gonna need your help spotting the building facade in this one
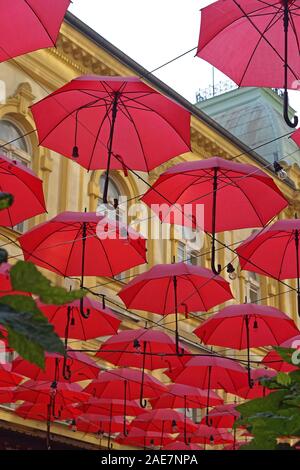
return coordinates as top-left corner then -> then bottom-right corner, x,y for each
0,12 -> 299,449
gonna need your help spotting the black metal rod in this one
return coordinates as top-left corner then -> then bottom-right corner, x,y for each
245,315 -> 253,388
294,230 -> 300,317
123,380 -> 128,436
46,403 -> 51,450
103,93 -> 119,204
62,306 -> 72,380
80,221 -> 90,319
107,403 -> 113,450
283,0 -> 298,128
183,395 -> 189,445
206,366 -> 212,425
211,167 -> 222,275
140,341 -> 148,408
173,275 -> 183,356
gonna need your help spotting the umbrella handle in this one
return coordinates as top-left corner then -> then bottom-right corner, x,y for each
140,342 -> 148,408
62,356 -> 72,381
211,167 -> 222,276
79,297 -> 90,319
46,404 -> 51,451
283,90 -> 298,128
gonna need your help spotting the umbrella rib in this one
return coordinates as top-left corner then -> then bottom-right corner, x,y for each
162,277 -> 173,315
94,229 -> 115,277
278,231 -> 294,279
0,181 -> 14,227
86,99 -> 114,170
23,0 -> 57,47
63,224 -> 83,277
181,274 -> 209,312
288,10 -> 300,54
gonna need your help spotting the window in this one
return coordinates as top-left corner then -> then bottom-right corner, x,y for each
247,272 -> 260,304
0,119 -> 31,232
177,241 -> 185,262
187,249 -> 198,266
98,174 -> 125,224
177,242 -> 198,265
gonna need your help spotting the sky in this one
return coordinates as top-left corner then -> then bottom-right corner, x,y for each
69,0 -> 300,115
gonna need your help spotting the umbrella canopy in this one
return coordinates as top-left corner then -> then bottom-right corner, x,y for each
201,404 -> 240,429
194,304 -> 299,349
116,427 -> 174,449
118,262 -> 233,352
163,441 -> 203,451
129,409 -> 198,434
263,335 -> 300,372
178,425 -> 234,446
197,0 -> 300,127
0,387 -> 16,404
75,414 -> 126,435
237,219 -> 300,316
12,351 -> 100,383
0,364 -> 23,387
0,155 -> 46,227
13,380 -> 89,406
19,211 -> 147,277
76,397 -> 144,417
97,328 -> 189,370
84,368 -> 167,435
142,157 -> 288,275
0,1 -> 70,62
149,383 -> 223,410
15,402 -> 81,422
38,297 -> 121,341
236,368 -> 277,399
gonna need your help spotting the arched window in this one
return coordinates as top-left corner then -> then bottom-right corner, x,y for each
0,119 -> 31,166
247,271 -> 261,304
98,174 -> 125,223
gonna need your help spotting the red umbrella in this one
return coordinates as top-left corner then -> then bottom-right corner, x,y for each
263,335 -> 300,372
116,427 -> 174,449
12,351 -> 100,383
0,1 -> 70,62
163,441 -> 203,451
97,328 -> 189,407
13,380 -> 88,407
168,356 -> 248,425
0,263 -> 32,298
19,211 -> 146,318
237,219 -> 300,316
142,157 -> 287,275
15,402 -> 81,422
0,363 -> 23,387
129,409 -> 197,447
201,404 -> 240,429
197,0 -> 300,127
194,303 -> 299,385
236,368 -> 277,399
76,397 -> 144,417
178,425 -> 234,446
84,368 -> 167,435
38,298 -> 121,365
0,155 -> 46,227
118,262 -> 233,353
76,413 -> 126,448
149,383 -> 223,410
31,75 -> 191,202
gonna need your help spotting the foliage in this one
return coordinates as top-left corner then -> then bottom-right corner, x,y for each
0,192 -> 14,210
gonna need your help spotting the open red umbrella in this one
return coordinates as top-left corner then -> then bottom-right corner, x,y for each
201,404 -> 240,429
12,350 -> 100,383
0,387 -> 16,404
116,427 -> 174,449
76,397 -> 144,417
168,356 -> 248,425
129,409 -> 197,446
118,262 -> 233,353
0,363 -> 23,387
0,1 -> 70,62
236,368 -> 277,399
237,219 -> 300,316
15,402 -> 81,422
197,0 -> 300,127
97,328 -> 189,407
150,383 -> 223,410
263,335 -> 300,372
84,368 -> 167,436
19,211 -> 146,317
13,380 -> 88,407
178,425 -> 234,446
0,155 -> 46,227
194,303 -> 299,386
142,157 -> 287,275
76,413 -> 127,448
31,75 -> 191,203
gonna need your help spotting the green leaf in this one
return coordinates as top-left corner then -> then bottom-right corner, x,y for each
0,295 -> 45,321
236,390 -> 288,417
0,192 -> 14,210
7,327 -> 45,369
276,372 -> 292,387
10,261 -> 85,304
274,346 -> 300,368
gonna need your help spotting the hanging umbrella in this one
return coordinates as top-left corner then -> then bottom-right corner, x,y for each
149,383 -> 223,410
38,298 -> 120,375
197,0 -> 300,127
0,387 -> 16,404
97,328 -> 190,407
84,368 -> 167,436
0,1 -> 70,62
15,402 -> 81,422
142,157 -> 288,275
168,356 -> 248,425
76,413 -> 127,449
118,262 -> 233,353
0,363 -> 23,387
178,425 -> 234,446
31,75 -> 191,203
263,335 -> 300,372
116,427 -> 174,449
237,219 -> 300,316
19,211 -> 146,317
0,155 -> 46,227
129,409 -> 197,446
201,404 -> 240,429
12,350 -> 100,383
236,368 -> 277,399
76,397 -> 144,417
194,303 -> 299,386
163,441 -> 203,451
